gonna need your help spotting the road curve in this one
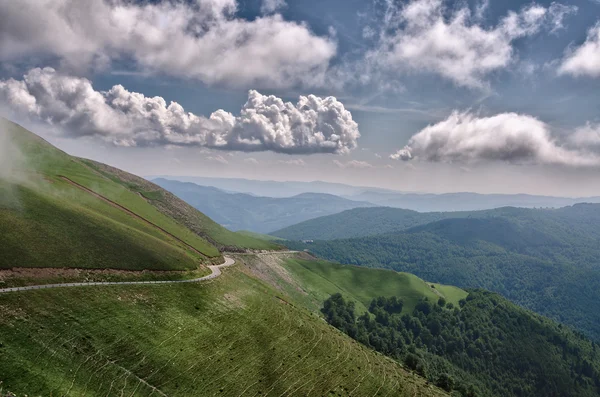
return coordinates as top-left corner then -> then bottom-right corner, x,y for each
0,256 -> 235,294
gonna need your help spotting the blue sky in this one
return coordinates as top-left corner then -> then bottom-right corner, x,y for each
2,0 -> 600,196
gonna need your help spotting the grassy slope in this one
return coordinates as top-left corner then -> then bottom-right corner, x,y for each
1,120 -> 277,273
2,120 -> 220,258
20,126 -> 218,255
0,264 -> 448,397
82,160 -> 281,251
241,254 -> 467,314
0,182 -> 203,270
285,259 -> 467,314
237,230 -> 285,241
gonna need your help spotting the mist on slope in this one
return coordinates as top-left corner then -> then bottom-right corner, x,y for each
0,118 -> 27,208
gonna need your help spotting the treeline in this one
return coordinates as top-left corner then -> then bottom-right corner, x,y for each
286,215 -> 600,341
322,291 -> 600,397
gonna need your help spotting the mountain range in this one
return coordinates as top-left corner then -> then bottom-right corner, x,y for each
150,176 -> 600,212
152,178 -> 376,233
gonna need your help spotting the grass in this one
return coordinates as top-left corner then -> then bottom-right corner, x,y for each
237,230 -> 285,241
0,265 -> 449,397
3,120 -> 220,257
0,267 -> 212,289
0,120 -> 452,396
1,119 -> 281,275
81,159 -> 282,251
0,182 -> 205,271
242,254 -> 467,314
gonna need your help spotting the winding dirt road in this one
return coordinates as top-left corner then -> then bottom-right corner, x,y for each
0,256 -> 235,294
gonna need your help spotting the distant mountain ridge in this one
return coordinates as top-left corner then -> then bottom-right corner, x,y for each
272,204 -> 600,240
148,175 -> 394,198
343,190 -> 600,212
152,178 -> 376,233
149,175 -> 600,212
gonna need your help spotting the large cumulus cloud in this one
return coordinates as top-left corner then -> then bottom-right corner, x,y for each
390,111 -> 600,167
0,68 -> 359,154
0,0 -> 336,89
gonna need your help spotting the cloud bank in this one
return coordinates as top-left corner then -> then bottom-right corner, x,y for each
390,111 -> 600,167
0,68 -> 360,155
0,0 -> 335,89
559,23 -> 600,78
364,0 -> 576,88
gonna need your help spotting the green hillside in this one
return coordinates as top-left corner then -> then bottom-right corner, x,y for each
237,230 -> 285,241
285,215 -> 600,340
273,207 -> 448,240
0,119 -> 277,273
280,258 -> 467,314
84,162 -> 281,250
272,204 -> 600,241
324,290 -> 600,396
0,257 -> 448,397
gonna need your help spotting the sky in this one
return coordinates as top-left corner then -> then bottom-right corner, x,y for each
1,0 -> 600,196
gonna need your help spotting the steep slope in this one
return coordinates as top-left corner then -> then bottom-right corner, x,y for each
324,290 -> 600,397
241,253 -> 467,314
153,178 -> 376,233
83,162 -> 280,250
0,254 -> 449,397
0,119 -> 276,273
284,216 -> 600,340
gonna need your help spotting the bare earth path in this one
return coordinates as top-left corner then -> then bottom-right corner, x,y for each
0,257 -> 235,294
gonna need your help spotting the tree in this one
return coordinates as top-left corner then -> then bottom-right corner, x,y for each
435,373 -> 455,392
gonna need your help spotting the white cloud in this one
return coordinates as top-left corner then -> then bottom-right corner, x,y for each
391,111 -> 600,167
559,23 -> 600,78
278,159 -> 306,166
474,0 -> 489,21
207,155 -> 229,164
570,123 -> 600,147
548,3 -> 578,33
0,68 -> 360,155
261,0 -> 286,14
333,159 -> 374,168
364,0 -> 575,88
390,147 -> 412,161
244,157 -> 260,164
0,0 -> 335,89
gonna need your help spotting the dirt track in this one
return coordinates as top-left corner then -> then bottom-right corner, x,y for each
0,257 -> 235,294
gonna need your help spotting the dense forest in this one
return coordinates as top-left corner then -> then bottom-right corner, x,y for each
274,203 -> 600,240
322,292 -> 600,397
286,206 -> 600,341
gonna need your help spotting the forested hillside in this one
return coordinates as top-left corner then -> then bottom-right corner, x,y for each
323,291 -> 600,397
285,211 -> 600,340
273,204 -> 600,240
